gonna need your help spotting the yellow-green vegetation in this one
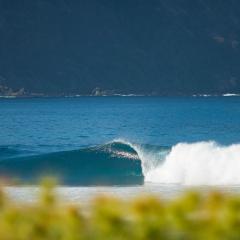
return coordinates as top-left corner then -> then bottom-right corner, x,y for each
0,183 -> 240,239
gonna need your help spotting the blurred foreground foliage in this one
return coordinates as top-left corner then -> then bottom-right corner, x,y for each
0,182 -> 240,239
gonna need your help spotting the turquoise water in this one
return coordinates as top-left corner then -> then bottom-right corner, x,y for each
1,97 -> 240,186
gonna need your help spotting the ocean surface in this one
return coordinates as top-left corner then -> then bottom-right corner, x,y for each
1,96 -> 240,201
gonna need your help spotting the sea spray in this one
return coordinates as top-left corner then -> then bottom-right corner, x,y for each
144,141 -> 240,185
114,139 -> 240,185
112,139 -> 170,176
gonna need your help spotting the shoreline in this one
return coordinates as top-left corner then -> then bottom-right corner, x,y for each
1,93 -> 240,99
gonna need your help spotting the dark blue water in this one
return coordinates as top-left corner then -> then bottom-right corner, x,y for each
0,97 -> 240,185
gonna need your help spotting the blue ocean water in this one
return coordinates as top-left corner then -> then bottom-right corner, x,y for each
0,96 -> 240,186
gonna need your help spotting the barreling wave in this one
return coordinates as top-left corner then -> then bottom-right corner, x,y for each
1,140 -> 240,185
0,141 -> 144,185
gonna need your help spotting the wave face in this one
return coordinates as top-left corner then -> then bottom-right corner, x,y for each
1,140 -> 240,186
0,142 -> 143,185
0,145 -> 33,159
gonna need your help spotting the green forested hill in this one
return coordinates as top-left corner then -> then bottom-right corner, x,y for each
0,0 -> 240,95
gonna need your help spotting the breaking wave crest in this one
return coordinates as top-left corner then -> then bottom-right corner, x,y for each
1,140 -> 240,185
142,141 -> 240,185
114,140 -> 240,186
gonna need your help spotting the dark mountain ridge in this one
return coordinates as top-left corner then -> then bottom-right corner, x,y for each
0,0 -> 240,95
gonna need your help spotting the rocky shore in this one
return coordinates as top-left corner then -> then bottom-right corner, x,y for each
0,84 -> 25,98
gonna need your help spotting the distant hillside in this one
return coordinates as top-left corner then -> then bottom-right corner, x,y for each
0,0 -> 240,95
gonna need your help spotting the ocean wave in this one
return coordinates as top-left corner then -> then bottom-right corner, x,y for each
1,140 -> 240,185
110,140 -> 240,186
0,146 -> 20,159
0,142 -> 143,185
0,145 -> 36,159
143,141 -> 240,185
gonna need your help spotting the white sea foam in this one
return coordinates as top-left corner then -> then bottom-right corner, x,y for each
222,93 -> 240,97
115,139 -> 240,186
144,141 -> 240,185
192,94 -> 212,97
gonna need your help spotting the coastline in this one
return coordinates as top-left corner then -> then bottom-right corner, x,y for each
1,93 -> 240,99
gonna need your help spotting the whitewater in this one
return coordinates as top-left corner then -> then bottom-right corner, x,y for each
129,140 -> 240,186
